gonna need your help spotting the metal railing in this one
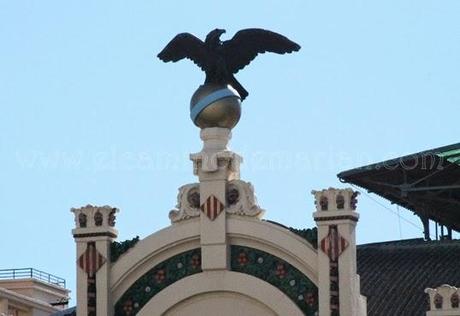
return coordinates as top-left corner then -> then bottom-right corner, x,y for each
0,268 -> 66,288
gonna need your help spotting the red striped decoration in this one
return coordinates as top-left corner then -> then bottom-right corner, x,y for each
200,195 -> 224,221
78,242 -> 106,277
320,226 -> 349,262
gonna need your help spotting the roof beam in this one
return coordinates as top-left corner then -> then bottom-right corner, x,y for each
402,184 -> 460,192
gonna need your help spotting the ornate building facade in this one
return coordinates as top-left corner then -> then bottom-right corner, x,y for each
66,127 -> 368,316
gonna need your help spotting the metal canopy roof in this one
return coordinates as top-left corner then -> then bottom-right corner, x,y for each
338,143 -> 460,234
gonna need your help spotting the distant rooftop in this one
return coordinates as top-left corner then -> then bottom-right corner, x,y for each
0,268 -> 66,288
357,238 -> 460,316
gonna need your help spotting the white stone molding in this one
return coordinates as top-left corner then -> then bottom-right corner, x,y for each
226,180 -> 265,218
71,204 -> 119,236
190,128 -> 242,179
169,183 -> 201,223
191,150 -> 242,176
425,284 -> 460,316
169,178 -> 265,223
312,187 -> 359,213
137,271 -> 304,316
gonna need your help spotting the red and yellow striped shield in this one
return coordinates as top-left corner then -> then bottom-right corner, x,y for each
201,195 -> 224,221
320,225 -> 349,262
78,242 -> 106,277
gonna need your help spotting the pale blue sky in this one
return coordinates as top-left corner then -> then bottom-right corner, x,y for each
1,0 -> 459,303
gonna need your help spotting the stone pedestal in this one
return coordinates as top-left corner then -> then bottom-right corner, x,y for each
313,188 -> 366,316
169,128 -> 263,224
71,205 -> 119,316
190,128 -> 241,271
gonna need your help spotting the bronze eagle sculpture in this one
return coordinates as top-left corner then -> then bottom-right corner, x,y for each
157,28 -> 301,100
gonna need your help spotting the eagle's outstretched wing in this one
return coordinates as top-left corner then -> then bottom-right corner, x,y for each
157,33 -> 209,71
222,29 -> 301,74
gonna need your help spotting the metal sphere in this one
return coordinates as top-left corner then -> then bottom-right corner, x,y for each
190,84 -> 241,129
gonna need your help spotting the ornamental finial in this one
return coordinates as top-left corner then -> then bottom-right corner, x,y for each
157,28 -> 300,129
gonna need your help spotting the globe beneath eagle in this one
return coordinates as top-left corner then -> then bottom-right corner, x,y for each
190,84 -> 241,129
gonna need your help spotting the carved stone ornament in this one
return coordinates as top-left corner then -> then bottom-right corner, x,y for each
169,183 -> 201,223
320,196 -> 328,211
336,194 -> 345,209
191,150 -> 241,175
425,284 -> 460,311
226,180 -> 265,218
71,205 -> 119,229
227,187 -> 240,205
187,190 -> 200,209
452,292 -> 459,308
94,211 -> 103,226
78,213 -> 87,228
108,210 -> 117,227
434,293 -> 443,309
312,188 -> 359,212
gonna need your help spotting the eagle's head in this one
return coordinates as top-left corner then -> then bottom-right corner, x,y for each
205,28 -> 226,46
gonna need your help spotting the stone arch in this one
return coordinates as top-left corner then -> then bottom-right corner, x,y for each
137,271 -> 304,316
110,217 -> 319,315
114,248 -> 203,316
